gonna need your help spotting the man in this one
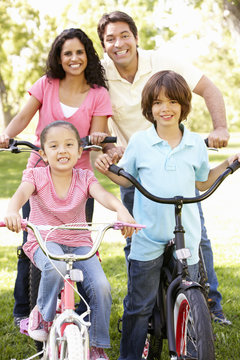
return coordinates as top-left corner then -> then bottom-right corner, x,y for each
98,10 -> 231,325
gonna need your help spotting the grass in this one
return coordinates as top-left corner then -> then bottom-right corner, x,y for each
0,134 -> 240,359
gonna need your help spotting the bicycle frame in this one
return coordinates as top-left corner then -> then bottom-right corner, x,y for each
26,221 -> 116,360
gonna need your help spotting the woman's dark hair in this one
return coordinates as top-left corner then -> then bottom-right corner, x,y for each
97,11 -> 138,48
141,70 -> 192,124
40,121 -> 82,150
46,28 -> 107,88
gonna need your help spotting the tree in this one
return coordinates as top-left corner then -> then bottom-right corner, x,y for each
0,0 -> 58,128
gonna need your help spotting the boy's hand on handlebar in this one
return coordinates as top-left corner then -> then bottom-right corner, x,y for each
117,208 -> 138,239
95,153 -> 118,173
0,134 -> 10,148
207,128 -> 229,148
105,146 -> 125,161
4,212 -> 22,233
227,153 -> 240,165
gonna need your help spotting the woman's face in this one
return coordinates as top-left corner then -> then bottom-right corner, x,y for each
60,37 -> 88,77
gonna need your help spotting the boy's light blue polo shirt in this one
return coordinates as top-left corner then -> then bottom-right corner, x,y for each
118,124 -> 210,265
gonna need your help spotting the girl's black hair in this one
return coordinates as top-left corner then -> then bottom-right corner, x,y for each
40,121 -> 82,150
46,28 -> 108,89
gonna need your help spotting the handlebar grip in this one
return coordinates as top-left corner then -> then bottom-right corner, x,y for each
204,138 -> 209,147
109,164 -> 124,175
227,159 -> 240,173
0,221 -> 6,227
101,136 -> 117,144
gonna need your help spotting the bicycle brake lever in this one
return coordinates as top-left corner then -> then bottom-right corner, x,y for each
8,139 -> 21,153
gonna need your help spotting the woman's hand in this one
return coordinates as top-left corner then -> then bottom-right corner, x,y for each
4,212 -> 22,233
0,133 -> 10,148
90,132 -> 109,147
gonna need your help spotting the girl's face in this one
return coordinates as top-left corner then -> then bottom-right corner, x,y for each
40,126 -> 82,172
152,88 -> 181,129
60,37 -> 88,77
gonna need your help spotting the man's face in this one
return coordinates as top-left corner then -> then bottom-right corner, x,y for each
102,21 -> 138,69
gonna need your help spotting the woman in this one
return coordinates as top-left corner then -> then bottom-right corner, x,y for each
0,28 -> 112,326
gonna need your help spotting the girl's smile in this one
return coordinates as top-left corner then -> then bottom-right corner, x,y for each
40,126 -> 82,172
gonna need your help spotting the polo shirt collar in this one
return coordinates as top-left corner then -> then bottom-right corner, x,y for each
147,124 -> 196,148
103,49 -> 152,81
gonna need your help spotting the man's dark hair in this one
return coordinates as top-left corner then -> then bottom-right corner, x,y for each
97,11 -> 138,48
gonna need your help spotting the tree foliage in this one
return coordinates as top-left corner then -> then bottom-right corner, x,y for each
0,0 -> 239,132
0,0 -> 58,127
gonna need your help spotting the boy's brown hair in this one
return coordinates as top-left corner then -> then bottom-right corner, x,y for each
141,70 -> 192,124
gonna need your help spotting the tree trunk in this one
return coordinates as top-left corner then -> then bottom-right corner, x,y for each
0,73 -> 15,128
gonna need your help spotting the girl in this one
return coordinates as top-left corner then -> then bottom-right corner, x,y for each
4,121 -> 136,360
95,70 -> 240,359
0,28 -> 112,325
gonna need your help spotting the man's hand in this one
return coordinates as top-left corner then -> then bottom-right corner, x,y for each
207,127 -> 230,148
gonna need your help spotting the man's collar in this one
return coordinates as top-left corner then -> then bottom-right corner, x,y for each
103,49 -> 152,81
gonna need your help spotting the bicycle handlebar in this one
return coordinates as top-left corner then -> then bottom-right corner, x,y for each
108,160 -> 240,205
1,136 -> 117,153
0,220 -> 144,262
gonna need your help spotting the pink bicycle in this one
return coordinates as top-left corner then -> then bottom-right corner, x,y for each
0,220 -> 144,360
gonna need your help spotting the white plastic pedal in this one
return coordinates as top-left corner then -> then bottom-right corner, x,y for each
70,269 -> 84,282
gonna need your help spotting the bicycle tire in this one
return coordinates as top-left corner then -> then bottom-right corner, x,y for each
62,324 -> 83,360
174,288 -> 215,360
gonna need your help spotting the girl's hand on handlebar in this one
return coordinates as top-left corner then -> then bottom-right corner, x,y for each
4,212 -> 22,233
95,153 -> 118,173
0,134 -> 10,148
227,153 -> 240,165
90,132 -> 109,148
117,208 -> 138,239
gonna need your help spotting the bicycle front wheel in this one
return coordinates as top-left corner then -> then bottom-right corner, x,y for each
62,324 -> 83,360
174,288 -> 215,360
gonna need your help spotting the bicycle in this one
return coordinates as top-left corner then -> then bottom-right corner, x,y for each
0,220 -> 144,360
0,135 -> 117,356
109,158 -> 240,360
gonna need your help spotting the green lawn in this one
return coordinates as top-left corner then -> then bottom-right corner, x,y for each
0,134 -> 240,359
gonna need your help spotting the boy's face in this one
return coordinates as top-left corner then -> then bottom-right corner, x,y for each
40,126 -> 82,172
152,88 -> 182,129
102,21 -> 138,70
